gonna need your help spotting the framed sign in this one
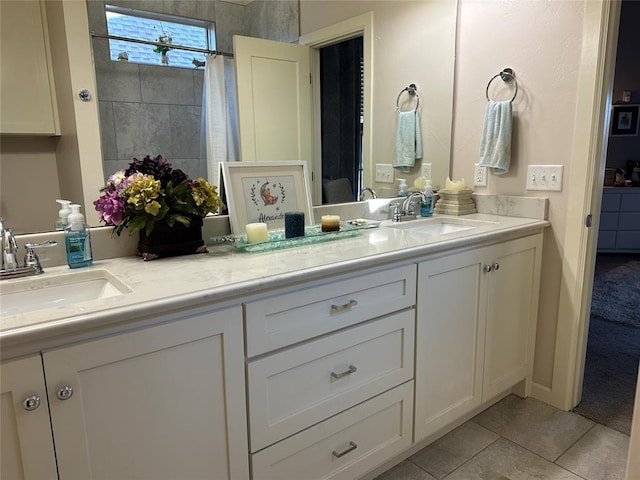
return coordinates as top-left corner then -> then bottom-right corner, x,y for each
610,105 -> 639,136
220,161 -> 314,234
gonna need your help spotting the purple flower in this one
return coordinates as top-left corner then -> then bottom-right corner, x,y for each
93,188 -> 126,225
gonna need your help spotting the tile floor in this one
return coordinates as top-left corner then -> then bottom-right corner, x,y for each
374,394 -> 631,480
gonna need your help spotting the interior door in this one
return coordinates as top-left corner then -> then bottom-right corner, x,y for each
234,35 -> 312,165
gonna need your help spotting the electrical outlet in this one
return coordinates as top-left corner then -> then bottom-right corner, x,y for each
526,165 -> 563,191
474,163 -> 487,187
421,163 -> 432,181
375,164 -> 394,183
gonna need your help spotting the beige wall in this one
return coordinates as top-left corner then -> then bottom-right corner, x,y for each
452,1 -> 587,389
300,0 -> 457,196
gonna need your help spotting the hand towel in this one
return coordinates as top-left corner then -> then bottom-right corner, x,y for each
479,100 -> 512,175
393,110 -> 422,173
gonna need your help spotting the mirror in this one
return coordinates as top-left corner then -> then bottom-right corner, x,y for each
3,0 -> 456,234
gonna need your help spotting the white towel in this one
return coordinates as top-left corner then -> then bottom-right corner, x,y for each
393,110 -> 422,173
479,100 -> 512,175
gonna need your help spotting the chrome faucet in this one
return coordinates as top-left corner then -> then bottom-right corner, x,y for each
391,192 -> 429,222
24,241 -> 57,274
359,187 -> 378,201
1,220 -> 19,270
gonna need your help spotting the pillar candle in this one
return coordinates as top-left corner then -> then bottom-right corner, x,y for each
321,215 -> 341,232
245,223 -> 268,243
285,212 -> 305,238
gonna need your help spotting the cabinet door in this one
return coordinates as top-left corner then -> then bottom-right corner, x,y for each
0,0 -> 58,134
483,234 -> 542,401
414,249 -> 487,442
43,306 -> 249,480
1,355 -> 58,480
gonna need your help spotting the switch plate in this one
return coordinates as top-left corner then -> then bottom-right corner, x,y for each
375,164 -> 394,183
474,163 -> 487,187
526,165 -> 563,191
421,163 -> 432,181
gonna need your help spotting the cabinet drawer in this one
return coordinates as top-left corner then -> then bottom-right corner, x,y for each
599,212 -> 619,230
601,191 -> 621,212
247,311 -> 414,451
616,231 -> 640,250
618,212 -> 640,230
620,194 -> 640,212
245,265 -> 416,356
251,382 -> 413,480
598,230 -> 617,250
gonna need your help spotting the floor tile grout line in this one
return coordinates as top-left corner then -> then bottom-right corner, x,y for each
432,436 -> 502,480
551,422 -> 598,463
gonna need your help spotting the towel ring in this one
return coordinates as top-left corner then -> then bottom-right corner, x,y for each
485,68 -> 518,103
396,83 -> 420,111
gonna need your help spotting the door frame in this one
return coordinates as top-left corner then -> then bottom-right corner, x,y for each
299,12 -> 373,205
533,0 -> 622,411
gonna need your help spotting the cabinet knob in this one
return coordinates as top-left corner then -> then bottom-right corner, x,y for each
492,262 -> 500,271
484,264 -> 493,273
56,385 -> 74,401
22,394 -> 41,411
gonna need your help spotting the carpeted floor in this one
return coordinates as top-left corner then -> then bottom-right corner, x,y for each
573,254 -> 640,435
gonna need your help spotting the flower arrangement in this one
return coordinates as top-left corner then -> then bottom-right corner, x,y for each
94,155 -> 222,236
153,30 -> 173,56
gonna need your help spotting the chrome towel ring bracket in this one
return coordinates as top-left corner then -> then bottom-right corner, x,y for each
485,68 -> 518,103
396,83 -> 420,111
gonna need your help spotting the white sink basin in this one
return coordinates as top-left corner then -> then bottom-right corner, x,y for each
0,269 -> 131,316
381,217 -> 490,236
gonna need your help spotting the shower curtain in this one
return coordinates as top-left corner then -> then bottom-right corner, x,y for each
200,55 -> 239,188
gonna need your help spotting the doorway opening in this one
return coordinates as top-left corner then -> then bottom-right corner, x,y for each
319,36 -> 364,204
573,0 -> 640,436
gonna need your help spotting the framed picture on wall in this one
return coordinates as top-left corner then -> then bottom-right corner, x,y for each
220,161 -> 314,234
610,104 -> 639,136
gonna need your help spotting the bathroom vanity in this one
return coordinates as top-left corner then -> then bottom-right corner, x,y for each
1,210 -> 547,480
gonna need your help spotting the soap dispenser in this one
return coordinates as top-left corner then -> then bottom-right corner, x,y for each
55,199 -> 72,230
420,180 -> 434,217
65,204 -> 93,269
397,178 -> 409,197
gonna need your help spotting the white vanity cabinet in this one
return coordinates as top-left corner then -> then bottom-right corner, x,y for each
0,0 -> 59,135
245,265 -> 416,480
414,234 -> 542,442
1,355 -> 58,480
1,305 -> 249,480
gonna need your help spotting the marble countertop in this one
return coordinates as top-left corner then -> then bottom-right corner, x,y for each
0,213 -> 549,359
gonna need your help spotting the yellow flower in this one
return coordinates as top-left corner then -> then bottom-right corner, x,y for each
191,178 -> 221,212
126,174 -> 162,215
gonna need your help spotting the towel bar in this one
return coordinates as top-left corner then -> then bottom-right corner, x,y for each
486,68 -> 518,103
396,83 -> 420,111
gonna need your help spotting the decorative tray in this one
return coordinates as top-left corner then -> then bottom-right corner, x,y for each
210,221 -> 380,252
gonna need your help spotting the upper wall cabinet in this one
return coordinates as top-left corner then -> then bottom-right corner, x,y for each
0,0 -> 59,135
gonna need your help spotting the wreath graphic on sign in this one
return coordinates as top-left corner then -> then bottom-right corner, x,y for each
249,179 -> 286,208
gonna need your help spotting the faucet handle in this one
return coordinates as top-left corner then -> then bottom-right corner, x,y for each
24,240 -> 57,274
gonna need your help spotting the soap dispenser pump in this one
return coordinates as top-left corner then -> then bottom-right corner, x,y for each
55,199 -> 72,230
65,204 -> 93,269
397,178 -> 409,197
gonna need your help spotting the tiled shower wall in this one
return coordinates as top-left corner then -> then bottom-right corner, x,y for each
86,0 -> 299,182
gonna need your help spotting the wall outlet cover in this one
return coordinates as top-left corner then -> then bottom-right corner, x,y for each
474,163 -> 487,187
421,163 -> 432,180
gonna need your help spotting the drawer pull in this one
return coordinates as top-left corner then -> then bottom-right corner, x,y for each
331,365 -> 357,380
332,441 -> 358,458
330,299 -> 358,313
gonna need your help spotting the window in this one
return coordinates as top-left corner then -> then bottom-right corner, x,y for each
105,5 -> 213,68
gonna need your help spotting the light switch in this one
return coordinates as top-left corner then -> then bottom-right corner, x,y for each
375,164 -> 394,183
526,165 -> 563,191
